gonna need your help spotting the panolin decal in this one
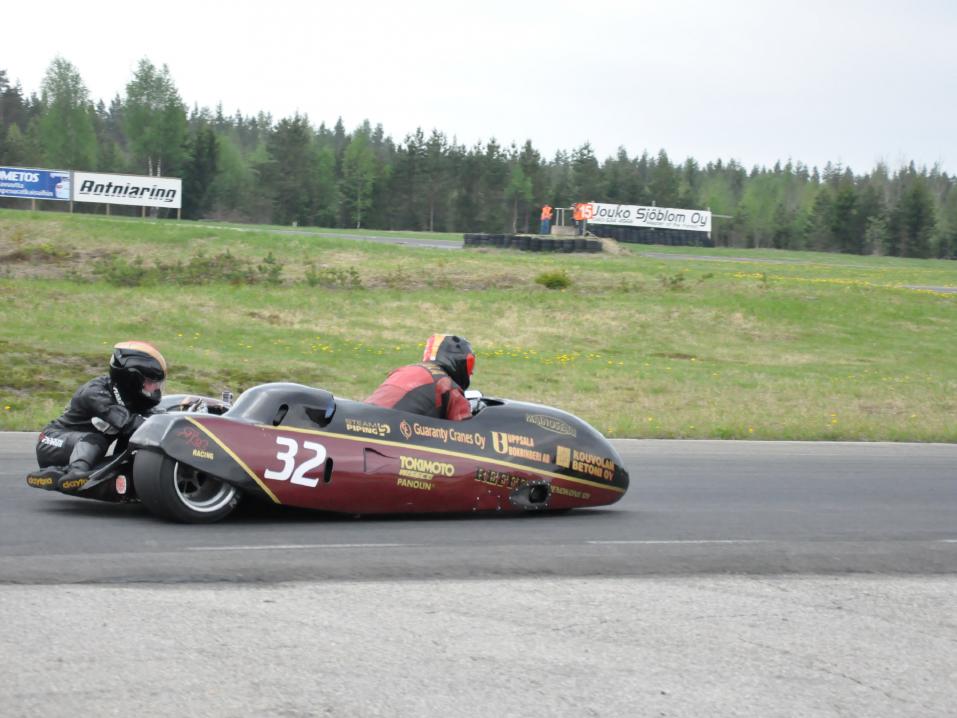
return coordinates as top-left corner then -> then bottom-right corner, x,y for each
345,418 -> 391,437
491,432 -> 552,464
396,455 -> 455,491
474,468 -> 528,491
525,414 -> 577,437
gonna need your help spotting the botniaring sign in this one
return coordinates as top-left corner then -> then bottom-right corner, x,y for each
72,171 -> 182,209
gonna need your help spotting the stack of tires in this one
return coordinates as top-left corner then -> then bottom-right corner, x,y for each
462,234 -> 602,253
586,226 -> 715,248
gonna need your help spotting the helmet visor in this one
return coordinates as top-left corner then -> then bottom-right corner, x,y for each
142,377 -> 165,397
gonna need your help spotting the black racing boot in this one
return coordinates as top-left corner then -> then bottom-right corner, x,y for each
57,461 -> 93,493
26,466 -> 66,491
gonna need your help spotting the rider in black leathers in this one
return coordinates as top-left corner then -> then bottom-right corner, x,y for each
30,341 -> 167,491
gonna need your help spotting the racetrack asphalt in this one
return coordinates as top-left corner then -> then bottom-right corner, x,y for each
2,433 -> 955,717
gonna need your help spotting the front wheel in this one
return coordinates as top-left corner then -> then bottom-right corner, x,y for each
134,450 -> 240,523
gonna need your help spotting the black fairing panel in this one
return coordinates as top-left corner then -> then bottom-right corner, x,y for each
226,382 -> 336,428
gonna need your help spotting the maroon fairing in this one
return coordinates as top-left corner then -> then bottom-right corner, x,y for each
132,383 -> 629,515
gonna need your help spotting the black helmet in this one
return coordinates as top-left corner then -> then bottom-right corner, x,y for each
109,341 -> 168,409
422,334 -> 475,390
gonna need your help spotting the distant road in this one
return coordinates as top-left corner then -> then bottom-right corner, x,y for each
201,223 -> 460,249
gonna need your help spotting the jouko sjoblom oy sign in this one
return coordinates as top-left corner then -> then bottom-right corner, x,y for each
0,166 -> 71,201
586,202 -> 711,232
72,171 -> 182,209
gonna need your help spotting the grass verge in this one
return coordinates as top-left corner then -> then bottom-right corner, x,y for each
1,209 -> 956,440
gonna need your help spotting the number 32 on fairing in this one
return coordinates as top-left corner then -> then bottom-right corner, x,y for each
263,436 -> 327,488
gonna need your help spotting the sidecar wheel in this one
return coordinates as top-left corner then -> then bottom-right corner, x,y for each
134,450 -> 240,523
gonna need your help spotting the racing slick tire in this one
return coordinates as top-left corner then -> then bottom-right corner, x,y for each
133,450 -> 241,523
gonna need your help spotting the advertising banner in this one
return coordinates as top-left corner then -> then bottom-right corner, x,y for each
72,171 -> 182,209
0,166 -> 71,201
586,202 -> 711,232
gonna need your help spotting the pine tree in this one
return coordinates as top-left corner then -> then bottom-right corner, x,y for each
182,125 -> 219,218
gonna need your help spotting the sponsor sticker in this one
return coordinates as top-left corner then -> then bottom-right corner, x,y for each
345,418 -> 391,437
395,455 -> 455,491
396,421 -> 486,449
474,467 -> 528,491
176,426 -> 210,451
551,484 -> 590,500
491,432 -> 552,464
556,445 -> 615,481
398,455 -> 454,481
192,448 -> 214,460
39,433 -> 65,449
525,414 -> 577,437
555,445 -> 572,468
396,477 -> 433,491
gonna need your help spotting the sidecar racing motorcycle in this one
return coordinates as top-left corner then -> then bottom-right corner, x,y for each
26,383 -> 630,523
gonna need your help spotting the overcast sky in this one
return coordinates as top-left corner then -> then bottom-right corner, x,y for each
4,0 -> 955,173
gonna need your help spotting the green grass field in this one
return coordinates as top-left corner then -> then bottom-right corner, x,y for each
2,209 -> 956,440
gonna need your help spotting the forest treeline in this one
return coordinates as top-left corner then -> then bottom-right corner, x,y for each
1,57 -> 954,258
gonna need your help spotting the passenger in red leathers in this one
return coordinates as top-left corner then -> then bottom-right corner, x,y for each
365,334 -> 475,421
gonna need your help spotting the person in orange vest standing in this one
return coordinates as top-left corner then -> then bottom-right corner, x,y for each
573,203 -> 585,235
540,204 -> 553,235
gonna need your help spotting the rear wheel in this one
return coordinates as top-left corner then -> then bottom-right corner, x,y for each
134,450 -> 240,523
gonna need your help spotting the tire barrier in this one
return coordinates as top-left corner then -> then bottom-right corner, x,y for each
587,225 -> 715,247
462,233 -> 603,253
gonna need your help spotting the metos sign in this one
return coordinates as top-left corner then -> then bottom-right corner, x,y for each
73,171 -> 182,209
586,202 -> 711,232
0,166 -> 71,201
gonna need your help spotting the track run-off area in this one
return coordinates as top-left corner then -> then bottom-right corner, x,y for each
2,433 -> 956,717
